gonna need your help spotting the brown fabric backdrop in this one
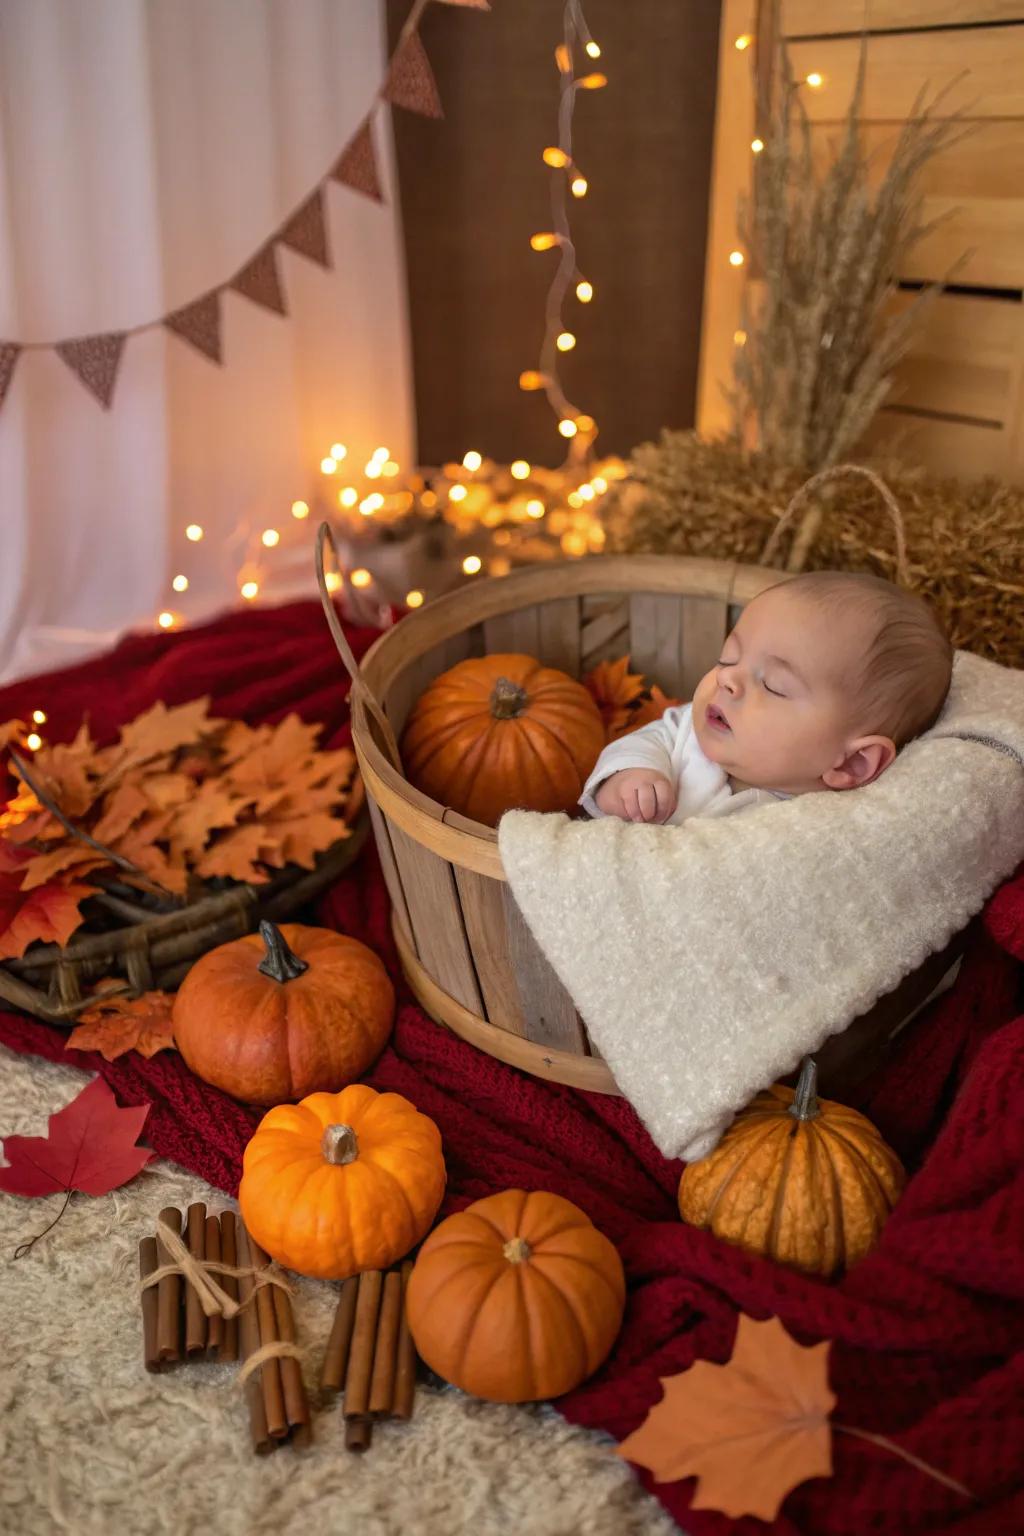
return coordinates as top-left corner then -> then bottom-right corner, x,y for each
388,0 -> 722,467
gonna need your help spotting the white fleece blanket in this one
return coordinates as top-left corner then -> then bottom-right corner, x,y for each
498,652 -> 1024,1161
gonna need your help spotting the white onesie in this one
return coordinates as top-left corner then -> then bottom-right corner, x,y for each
578,702 -> 787,825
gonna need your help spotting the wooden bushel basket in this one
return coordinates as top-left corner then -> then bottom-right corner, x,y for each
317,527 -> 963,1099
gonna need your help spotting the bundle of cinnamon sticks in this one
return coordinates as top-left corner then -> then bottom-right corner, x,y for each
321,1261 -> 418,1452
138,1204 -> 311,1454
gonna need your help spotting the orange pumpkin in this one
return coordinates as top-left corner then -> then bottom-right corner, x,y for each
583,655 -> 680,742
401,653 -> 605,826
406,1188 -> 625,1402
239,1083 -> 445,1279
173,921 -> 394,1106
677,1059 -> 905,1278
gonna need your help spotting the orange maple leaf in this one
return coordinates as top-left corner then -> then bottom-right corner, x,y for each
0,841 -> 94,960
165,782 -> 245,861
92,780 -> 153,845
271,812 -> 350,869
67,990 -> 177,1061
0,719 -> 29,752
112,697 -> 220,768
583,656 -> 680,743
19,844 -> 111,891
195,824 -> 280,882
224,714 -> 322,793
618,1315 -> 835,1521
29,723 -> 102,818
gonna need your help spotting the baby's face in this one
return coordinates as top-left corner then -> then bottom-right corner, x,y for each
691,585 -> 872,793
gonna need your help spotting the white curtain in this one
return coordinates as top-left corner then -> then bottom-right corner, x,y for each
0,0 -> 414,682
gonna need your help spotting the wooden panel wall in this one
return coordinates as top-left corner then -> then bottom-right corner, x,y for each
697,1 -> 1024,483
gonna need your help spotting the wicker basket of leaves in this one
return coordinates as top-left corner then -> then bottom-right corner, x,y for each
0,700 -> 367,1024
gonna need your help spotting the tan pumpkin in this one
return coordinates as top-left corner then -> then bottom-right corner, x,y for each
401,653 -> 605,826
173,920 -> 394,1105
239,1083 -> 445,1279
406,1188 -> 625,1402
677,1059 -> 905,1278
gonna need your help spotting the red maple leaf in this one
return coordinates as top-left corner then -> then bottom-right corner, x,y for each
0,838 -> 94,959
0,1076 -> 153,1198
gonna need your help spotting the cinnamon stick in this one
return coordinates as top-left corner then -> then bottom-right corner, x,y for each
235,1223 -> 274,1455
271,1279 -> 311,1441
343,1270 -> 383,1420
204,1215 -> 223,1357
247,1234 -> 289,1440
184,1202 -> 207,1355
392,1260 -> 418,1421
219,1212 -> 239,1364
321,1276 -> 359,1393
345,1417 -> 372,1453
369,1270 -> 403,1417
155,1207 -> 182,1363
139,1235 -> 161,1372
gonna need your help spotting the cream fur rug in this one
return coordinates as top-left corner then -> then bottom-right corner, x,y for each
0,1046 -> 679,1536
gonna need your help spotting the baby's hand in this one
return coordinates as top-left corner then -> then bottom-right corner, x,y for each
594,769 -> 677,824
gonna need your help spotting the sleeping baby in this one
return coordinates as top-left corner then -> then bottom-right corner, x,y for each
580,571 -> 953,825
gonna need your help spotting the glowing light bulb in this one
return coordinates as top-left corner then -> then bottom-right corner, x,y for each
449,483 -> 468,502
576,280 -> 594,303
383,461 -> 400,477
172,574 -> 189,593
462,555 -> 482,575
543,147 -> 569,168
360,493 -> 385,515
592,476 -> 608,493
530,232 -> 559,251
26,732 -> 43,751
291,499 -> 309,519
261,528 -> 280,548
371,447 -> 388,463
751,138 -> 764,153
421,490 -> 438,508
526,499 -> 545,519
561,530 -> 588,556
240,581 -> 259,601
579,484 -> 595,501
571,176 -> 588,198
577,72 -> 607,89
157,612 -> 175,630
365,461 -> 382,479
556,332 -> 576,352
568,491 -> 585,508
462,450 -> 483,472
510,460 -> 531,480
734,328 -> 748,345
340,487 -> 359,508
734,33 -> 752,50
729,249 -> 745,267
321,456 -> 337,474
805,72 -> 823,88
405,589 -> 425,609
31,709 -> 47,725
585,40 -> 601,59
330,443 -> 348,461
575,414 -> 596,432
351,568 -> 372,589
325,570 -> 342,593
519,370 -> 546,391
185,524 -> 203,541
559,419 -> 578,438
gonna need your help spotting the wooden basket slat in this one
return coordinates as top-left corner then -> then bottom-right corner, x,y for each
629,593 -> 691,699
385,820 -> 484,1016
579,598 -> 631,673
453,866 -> 530,1037
504,889 -> 588,1053
483,605 -> 542,658
537,596 -> 582,676
681,595 -> 730,700
367,799 -> 416,956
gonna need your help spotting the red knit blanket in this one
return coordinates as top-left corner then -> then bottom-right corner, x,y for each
1,601 -> 1021,1536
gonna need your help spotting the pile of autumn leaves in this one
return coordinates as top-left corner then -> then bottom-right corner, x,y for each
0,697 -> 361,966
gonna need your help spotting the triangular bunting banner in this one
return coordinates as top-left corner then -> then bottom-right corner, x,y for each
55,333 -> 126,409
164,290 -> 223,363
332,119 -> 384,203
383,33 -> 444,119
279,188 -> 331,269
229,243 -> 287,316
0,343 -> 21,409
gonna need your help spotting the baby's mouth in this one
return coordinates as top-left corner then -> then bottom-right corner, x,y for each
705,703 -> 731,734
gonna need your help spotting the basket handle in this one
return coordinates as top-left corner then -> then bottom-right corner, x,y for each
315,522 -> 403,772
761,464 -> 911,587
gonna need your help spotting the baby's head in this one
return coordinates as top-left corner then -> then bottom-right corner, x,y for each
691,571 -> 953,795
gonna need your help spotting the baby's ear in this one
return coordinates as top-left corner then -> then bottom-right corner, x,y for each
822,736 -> 896,791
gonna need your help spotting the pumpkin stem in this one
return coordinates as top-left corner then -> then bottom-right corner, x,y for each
257,920 -> 309,983
789,1057 -> 819,1122
502,1236 -> 532,1264
321,1124 -> 359,1165
490,677 -> 529,721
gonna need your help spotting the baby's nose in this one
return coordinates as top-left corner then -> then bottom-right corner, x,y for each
718,667 -> 741,696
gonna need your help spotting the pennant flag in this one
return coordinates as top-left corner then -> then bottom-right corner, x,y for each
229,243 -> 287,316
164,290 -> 223,363
0,343 -> 20,410
55,333 -> 126,409
332,118 -> 384,203
279,188 -> 331,269
383,33 -> 444,119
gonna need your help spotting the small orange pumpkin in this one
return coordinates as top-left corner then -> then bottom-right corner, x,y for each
239,1083 -> 446,1279
401,653 -> 605,826
406,1188 -> 625,1402
173,921 -> 394,1105
677,1059 -> 905,1278
583,655 -> 680,742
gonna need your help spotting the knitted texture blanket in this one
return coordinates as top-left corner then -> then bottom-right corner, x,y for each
499,652 -> 1024,1160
